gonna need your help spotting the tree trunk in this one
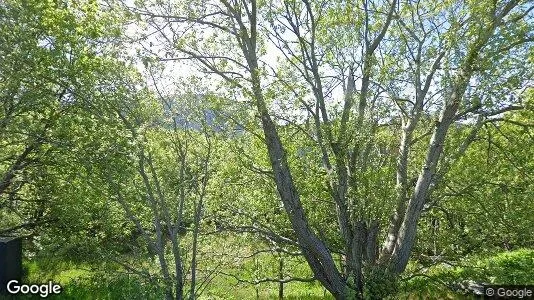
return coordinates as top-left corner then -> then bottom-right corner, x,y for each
390,102 -> 459,273
278,256 -> 284,300
170,232 -> 184,300
365,220 -> 379,264
246,58 -> 346,295
189,195 -> 204,300
350,221 -> 365,298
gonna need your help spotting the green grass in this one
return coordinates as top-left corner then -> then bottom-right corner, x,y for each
24,260 -> 92,285
201,276 -> 332,300
399,249 -> 534,299
18,259 -> 331,299
13,249 -> 533,299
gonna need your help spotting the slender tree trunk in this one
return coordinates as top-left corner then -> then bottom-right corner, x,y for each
169,234 -> 183,300
390,101 -> 459,273
278,255 -> 284,300
190,139 -> 210,300
0,142 -> 39,195
189,196 -> 204,300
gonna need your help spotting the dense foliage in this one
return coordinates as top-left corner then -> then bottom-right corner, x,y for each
1,0 -> 533,299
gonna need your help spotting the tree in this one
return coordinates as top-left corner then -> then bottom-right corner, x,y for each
128,0 -> 533,297
0,0 -> 124,236
1,1 -> 222,298
416,88 -> 534,259
111,91 -> 215,300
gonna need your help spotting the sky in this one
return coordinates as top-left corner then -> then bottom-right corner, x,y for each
117,0 -> 532,129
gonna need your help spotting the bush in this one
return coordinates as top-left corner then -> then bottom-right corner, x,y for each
400,249 -> 534,298
363,266 -> 399,300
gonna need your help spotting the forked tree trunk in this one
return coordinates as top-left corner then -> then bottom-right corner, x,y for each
224,0 -> 517,298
